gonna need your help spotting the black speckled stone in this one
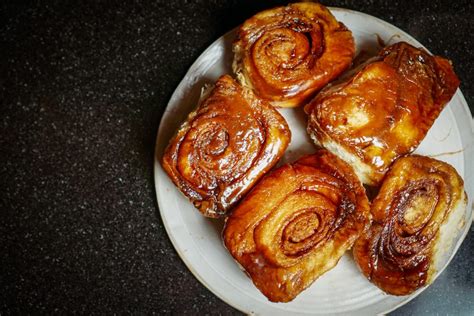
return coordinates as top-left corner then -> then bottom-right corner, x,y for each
1,1 -> 472,314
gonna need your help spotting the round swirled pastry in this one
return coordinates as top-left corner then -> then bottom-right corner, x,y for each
233,2 -> 355,108
353,155 -> 467,295
162,75 -> 291,218
223,150 -> 370,302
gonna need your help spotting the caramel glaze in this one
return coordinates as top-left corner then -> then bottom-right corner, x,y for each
223,150 -> 370,302
162,75 -> 291,218
305,42 -> 460,185
353,155 -> 465,295
233,2 -> 355,108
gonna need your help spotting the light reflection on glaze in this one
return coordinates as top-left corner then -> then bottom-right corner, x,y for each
306,42 -> 460,185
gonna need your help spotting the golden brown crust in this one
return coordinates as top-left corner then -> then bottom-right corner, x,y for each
223,150 -> 370,302
353,155 -> 466,295
306,42 -> 460,185
233,2 -> 355,107
162,75 -> 291,218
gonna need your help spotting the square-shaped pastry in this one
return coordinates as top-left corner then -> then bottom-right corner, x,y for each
305,42 -> 460,185
162,75 -> 291,218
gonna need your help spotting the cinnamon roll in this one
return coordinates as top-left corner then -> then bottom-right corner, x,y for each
162,75 -> 291,218
223,150 -> 370,302
233,2 -> 355,108
353,155 -> 467,295
305,42 -> 460,185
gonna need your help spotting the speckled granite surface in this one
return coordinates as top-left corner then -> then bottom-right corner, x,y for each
1,1 -> 473,314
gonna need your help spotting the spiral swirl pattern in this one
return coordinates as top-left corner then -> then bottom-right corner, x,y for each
224,150 -> 370,302
233,2 -> 355,107
353,155 -> 466,295
162,75 -> 291,218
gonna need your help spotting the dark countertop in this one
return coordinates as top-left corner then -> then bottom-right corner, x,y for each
1,1 -> 473,314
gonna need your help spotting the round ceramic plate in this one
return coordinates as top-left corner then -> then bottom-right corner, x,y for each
154,7 -> 474,315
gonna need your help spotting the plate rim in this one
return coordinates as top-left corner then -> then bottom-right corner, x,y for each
154,6 -> 474,315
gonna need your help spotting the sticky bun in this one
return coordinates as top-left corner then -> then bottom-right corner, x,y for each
305,42 -> 460,185
162,75 -> 291,218
353,155 -> 467,295
224,150 -> 370,302
233,2 -> 355,107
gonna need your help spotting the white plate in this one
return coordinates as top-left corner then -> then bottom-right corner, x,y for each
154,7 -> 474,315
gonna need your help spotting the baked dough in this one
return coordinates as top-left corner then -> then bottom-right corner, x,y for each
233,2 -> 355,107
224,150 -> 370,301
353,155 -> 467,295
305,42 -> 460,185
162,75 -> 291,217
